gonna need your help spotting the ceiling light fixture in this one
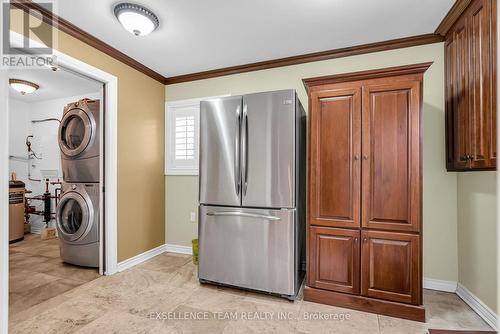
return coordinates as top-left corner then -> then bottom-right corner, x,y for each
9,79 -> 40,95
114,3 -> 159,36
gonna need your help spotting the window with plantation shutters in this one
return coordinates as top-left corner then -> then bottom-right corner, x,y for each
165,95 -> 229,175
166,100 -> 200,175
174,115 -> 195,161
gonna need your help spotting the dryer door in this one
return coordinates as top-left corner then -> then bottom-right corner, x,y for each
58,107 -> 96,157
56,190 -> 93,243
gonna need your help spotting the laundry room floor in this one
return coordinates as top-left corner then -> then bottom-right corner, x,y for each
9,234 -> 100,317
8,251 -> 492,334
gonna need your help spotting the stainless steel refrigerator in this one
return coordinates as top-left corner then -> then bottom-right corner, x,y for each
198,89 -> 306,299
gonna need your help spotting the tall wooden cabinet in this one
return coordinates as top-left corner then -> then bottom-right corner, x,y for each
445,0 -> 497,171
304,63 -> 431,322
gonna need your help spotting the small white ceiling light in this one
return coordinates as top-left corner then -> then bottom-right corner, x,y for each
9,79 -> 40,95
114,3 -> 159,36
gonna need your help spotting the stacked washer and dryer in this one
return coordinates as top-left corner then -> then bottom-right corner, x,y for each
56,98 -> 100,267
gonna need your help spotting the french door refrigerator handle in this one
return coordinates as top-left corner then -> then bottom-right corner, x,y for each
206,211 -> 281,221
235,105 -> 241,196
242,104 -> 249,196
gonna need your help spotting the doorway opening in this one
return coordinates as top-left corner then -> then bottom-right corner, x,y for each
1,32 -> 119,332
8,64 -> 103,317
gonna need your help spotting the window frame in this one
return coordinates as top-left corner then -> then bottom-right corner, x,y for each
165,95 -> 229,175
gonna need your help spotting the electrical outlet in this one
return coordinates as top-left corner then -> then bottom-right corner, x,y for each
190,212 -> 196,222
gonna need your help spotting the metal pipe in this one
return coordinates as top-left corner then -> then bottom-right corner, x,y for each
8,155 -> 28,161
43,179 -> 52,226
26,136 -> 41,181
51,180 -> 62,207
43,191 -> 51,225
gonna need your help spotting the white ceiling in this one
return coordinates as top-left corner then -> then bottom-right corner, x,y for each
50,0 -> 454,77
9,67 -> 102,103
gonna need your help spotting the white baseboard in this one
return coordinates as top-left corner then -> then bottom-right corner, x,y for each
423,278 -> 498,330
116,243 -> 193,272
165,243 -> 193,255
117,244 -> 166,272
456,283 -> 499,331
423,277 -> 457,293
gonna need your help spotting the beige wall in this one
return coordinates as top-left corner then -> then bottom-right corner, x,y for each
165,43 -> 460,282
457,173 -> 498,314
11,11 -> 166,261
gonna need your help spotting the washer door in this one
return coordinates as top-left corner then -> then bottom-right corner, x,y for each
58,107 -> 95,157
56,191 -> 93,243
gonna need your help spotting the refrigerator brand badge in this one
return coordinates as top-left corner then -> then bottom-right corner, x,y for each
283,99 -> 293,105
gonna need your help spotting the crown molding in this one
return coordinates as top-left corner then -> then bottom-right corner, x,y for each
10,0 -> 166,84
165,34 -> 443,85
435,0 -> 474,36
10,1 -> 445,86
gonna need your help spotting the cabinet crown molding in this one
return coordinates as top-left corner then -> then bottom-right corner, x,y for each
302,62 -> 433,93
435,0 -> 474,36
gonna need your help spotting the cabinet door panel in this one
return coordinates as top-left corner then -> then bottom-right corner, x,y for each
445,16 -> 471,171
361,231 -> 421,305
490,0 -> 497,165
361,81 -> 421,232
309,87 -> 361,228
308,227 -> 360,294
469,0 -> 495,168
454,20 -> 471,169
445,36 -> 457,170
444,0 -> 497,171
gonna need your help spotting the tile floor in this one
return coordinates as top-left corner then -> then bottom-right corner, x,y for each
9,234 -> 100,317
8,251 -> 492,333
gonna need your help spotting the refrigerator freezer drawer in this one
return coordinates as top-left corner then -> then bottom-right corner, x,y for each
199,205 -> 296,296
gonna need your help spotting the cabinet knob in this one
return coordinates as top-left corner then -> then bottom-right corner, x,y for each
363,155 -> 368,160
363,238 -> 367,243
354,155 -> 359,161
354,237 -> 358,243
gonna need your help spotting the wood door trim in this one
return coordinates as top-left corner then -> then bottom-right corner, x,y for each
10,0 -> 166,84
428,330 -> 497,334
303,62 -> 433,92
165,35 -> 442,85
435,0 -> 474,36
304,286 -> 426,322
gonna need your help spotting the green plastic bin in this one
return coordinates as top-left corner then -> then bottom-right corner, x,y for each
192,239 -> 198,265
